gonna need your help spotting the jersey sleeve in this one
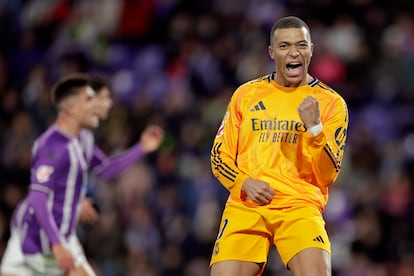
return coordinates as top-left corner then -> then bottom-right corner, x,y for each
211,90 -> 250,200
31,141 -> 62,193
306,96 -> 348,188
89,144 -> 145,180
28,191 -> 62,245
29,142 -> 65,245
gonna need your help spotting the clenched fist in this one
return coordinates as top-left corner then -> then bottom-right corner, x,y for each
242,178 -> 275,205
139,125 -> 165,153
297,96 -> 320,128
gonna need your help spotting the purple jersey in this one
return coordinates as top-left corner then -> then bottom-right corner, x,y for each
12,126 -> 145,255
16,125 -> 87,254
78,129 -> 102,172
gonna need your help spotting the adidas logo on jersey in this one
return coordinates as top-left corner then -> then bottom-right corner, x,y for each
313,235 -> 325,243
250,101 -> 266,111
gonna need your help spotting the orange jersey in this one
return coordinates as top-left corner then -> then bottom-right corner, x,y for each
211,74 -> 348,210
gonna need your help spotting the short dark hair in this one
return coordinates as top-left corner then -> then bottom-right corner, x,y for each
90,75 -> 110,95
51,73 -> 91,106
269,16 -> 311,44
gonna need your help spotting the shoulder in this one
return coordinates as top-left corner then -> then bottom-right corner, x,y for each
309,79 -> 345,100
310,79 -> 348,119
241,73 -> 275,89
233,73 -> 275,98
33,127 -> 72,162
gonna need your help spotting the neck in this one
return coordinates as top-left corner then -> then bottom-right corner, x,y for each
305,74 -> 314,84
55,114 -> 82,137
275,73 -> 314,87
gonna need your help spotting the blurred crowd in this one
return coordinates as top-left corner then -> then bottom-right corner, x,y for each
1,0 -> 414,275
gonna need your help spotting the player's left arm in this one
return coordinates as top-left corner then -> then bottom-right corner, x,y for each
300,96 -> 348,188
89,125 -> 164,179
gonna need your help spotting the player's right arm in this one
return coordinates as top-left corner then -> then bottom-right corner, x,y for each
211,91 -> 275,204
51,243 -> 75,271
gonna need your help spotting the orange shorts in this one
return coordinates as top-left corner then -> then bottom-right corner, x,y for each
210,200 -> 331,268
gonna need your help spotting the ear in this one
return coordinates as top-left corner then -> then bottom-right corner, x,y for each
268,45 -> 275,60
310,43 -> 314,57
60,94 -> 80,115
63,101 -> 77,115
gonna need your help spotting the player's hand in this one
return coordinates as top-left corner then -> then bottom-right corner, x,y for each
297,96 -> 320,128
139,125 -> 165,153
242,178 -> 275,205
52,243 -> 75,271
79,198 -> 99,224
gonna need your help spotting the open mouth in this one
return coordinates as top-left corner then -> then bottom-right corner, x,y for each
285,62 -> 303,77
286,63 -> 302,70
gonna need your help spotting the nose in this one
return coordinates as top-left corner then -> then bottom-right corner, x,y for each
288,45 -> 299,57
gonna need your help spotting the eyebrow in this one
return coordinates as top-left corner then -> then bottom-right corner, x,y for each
279,40 -> 308,45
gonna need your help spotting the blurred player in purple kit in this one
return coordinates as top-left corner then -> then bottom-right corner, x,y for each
0,74 -> 164,275
77,76 -> 164,224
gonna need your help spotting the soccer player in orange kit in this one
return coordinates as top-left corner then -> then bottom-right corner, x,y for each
210,16 -> 348,276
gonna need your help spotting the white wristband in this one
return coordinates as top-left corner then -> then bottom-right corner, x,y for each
308,122 -> 323,136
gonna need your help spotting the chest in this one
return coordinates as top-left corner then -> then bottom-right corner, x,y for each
239,92 -> 308,133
